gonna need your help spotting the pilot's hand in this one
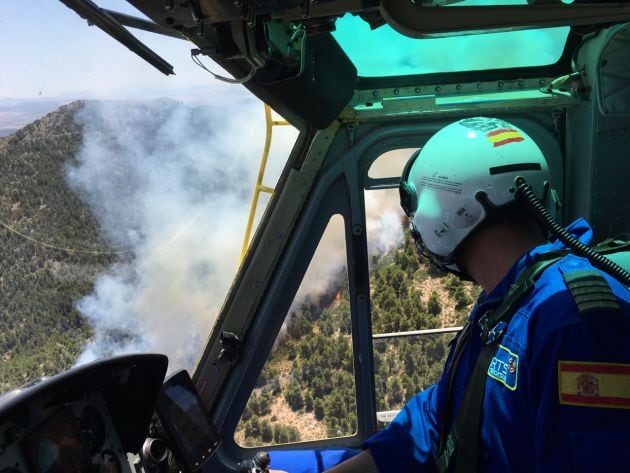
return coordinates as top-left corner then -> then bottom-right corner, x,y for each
239,451 -> 287,473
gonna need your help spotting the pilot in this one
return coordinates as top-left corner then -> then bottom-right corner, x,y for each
325,117 -> 630,472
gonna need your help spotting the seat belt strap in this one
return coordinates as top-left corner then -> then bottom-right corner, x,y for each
452,343 -> 496,472
438,321 -> 473,450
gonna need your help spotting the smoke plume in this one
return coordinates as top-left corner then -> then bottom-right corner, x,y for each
68,98 -> 294,370
68,99 -> 408,369
285,152 -> 407,331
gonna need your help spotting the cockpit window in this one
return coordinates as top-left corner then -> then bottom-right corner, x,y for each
364,154 -> 480,428
332,14 -> 570,78
367,149 -> 411,180
0,97 -> 296,393
236,215 -> 356,447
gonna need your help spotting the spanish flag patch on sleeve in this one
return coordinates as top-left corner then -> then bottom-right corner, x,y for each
558,361 -> 630,409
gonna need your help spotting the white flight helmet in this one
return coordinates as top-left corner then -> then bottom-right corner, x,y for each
399,117 -> 553,276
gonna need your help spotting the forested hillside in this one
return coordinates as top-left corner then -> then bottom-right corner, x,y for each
0,102 -> 119,390
236,229 -> 477,446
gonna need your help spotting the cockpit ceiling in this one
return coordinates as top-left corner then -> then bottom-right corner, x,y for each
121,0 -> 630,85
68,1 -> 630,128
333,15 -> 571,78
128,0 -> 630,38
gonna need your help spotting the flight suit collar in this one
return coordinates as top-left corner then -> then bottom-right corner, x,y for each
470,218 -> 594,322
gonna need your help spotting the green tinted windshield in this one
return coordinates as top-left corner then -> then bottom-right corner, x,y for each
332,14 -> 570,78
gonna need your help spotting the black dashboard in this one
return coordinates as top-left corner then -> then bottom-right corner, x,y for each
0,355 -> 168,473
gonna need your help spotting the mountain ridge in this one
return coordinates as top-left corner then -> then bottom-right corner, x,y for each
0,100 -> 117,391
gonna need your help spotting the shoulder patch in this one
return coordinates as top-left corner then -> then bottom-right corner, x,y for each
487,345 -> 519,391
562,270 -> 621,314
558,361 -> 630,409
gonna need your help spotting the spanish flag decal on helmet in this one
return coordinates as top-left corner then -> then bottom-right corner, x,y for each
558,361 -> 630,409
486,128 -> 525,147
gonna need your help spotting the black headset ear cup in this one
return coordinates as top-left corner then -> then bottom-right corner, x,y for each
399,149 -> 421,217
400,182 -> 417,218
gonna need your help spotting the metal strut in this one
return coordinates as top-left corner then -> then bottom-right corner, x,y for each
239,104 -> 290,264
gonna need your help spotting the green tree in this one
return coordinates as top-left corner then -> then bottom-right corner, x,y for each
427,291 -> 442,316
261,420 -> 273,443
284,380 -> 304,411
287,314 -> 311,340
314,398 -> 325,420
389,378 -> 404,406
304,392 -> 314,412
248,392 -> 272,416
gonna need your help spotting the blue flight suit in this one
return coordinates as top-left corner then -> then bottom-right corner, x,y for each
364,218 -> 630,472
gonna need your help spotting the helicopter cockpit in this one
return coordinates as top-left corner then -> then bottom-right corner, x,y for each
3,0 -> 630,472
0,355 -> 223,473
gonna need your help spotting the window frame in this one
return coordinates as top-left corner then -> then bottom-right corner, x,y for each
203,109 -> 566,467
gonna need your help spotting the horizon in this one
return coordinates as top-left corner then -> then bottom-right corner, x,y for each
0,93 -> 258,137
1,1 -> 263,136
1,1 -> 252,103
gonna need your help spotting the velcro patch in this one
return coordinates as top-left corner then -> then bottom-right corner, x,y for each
488,345 -> 519,391
558,361 -> 630,409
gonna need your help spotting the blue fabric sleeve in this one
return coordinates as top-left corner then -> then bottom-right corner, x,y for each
527,298 -> 630,472
268,448 -> 360,473
268,385 -> 441,473
363,384 -> 441,472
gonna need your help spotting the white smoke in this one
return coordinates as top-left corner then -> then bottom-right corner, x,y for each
365,189 -> 405,258
68,98 -> 295,370
365,149 -> 411,258
292,215 -> 347,307
286,151 -> 408,325
68,98 -> 409,366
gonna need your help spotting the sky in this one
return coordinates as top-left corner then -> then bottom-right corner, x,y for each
1,0 -> 245,102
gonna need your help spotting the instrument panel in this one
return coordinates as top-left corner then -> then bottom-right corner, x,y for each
0,355 -> 168,473
1,396 -> 128,473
